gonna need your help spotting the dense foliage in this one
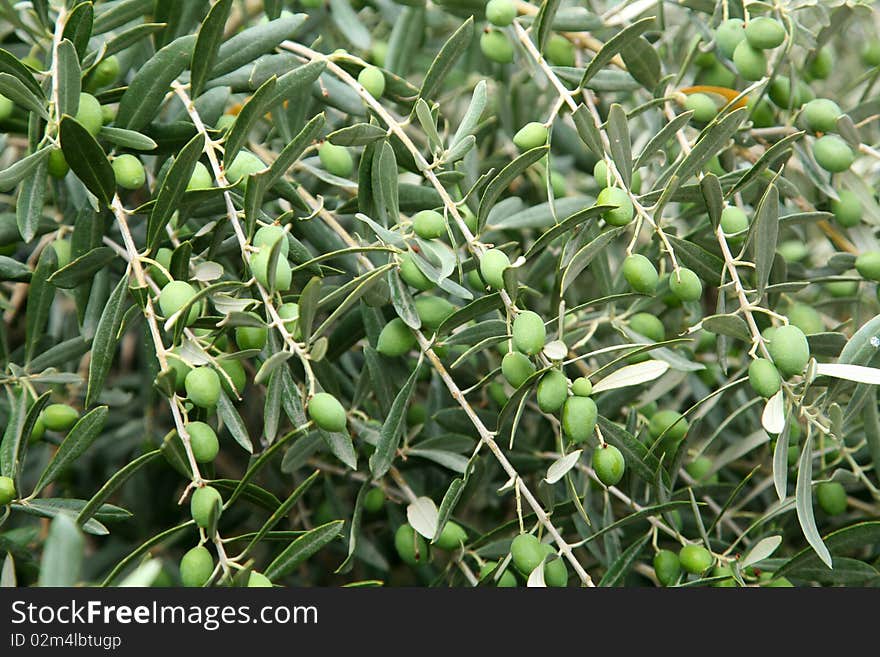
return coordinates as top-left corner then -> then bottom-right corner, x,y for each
1,0 -> 880,588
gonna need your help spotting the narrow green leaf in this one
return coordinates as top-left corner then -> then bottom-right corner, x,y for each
76,450 -> 161,527
478,146 -> 549,232
580,17 -> 655,87
59,115 -> 115,206
561,226 -> 625,292
48,246 -> 116,289
572,104 -> 603,155
34,406 -> 108,496
432,478 -> 464,545
224,75 -> 276,166
264,520 -> 344,580
244,470 -> 320,558
0,47 -> 44,97
55,40 -> 81,117
98,126 -> 158,151
371,141 -> 399,227
620,36 -> 661,90
25,245 -> 57,363
0,147 -> 51,192
38,514 -> 84,587
329,0 -> 371,50
211,13 -> 305,78
147,132 -> 205,249
599,532 -> 650,586
534,0 -> 562,52
85,275 -> 129,407
753,182 -> 779,297
62,2 -> 94,58
605,103 -> 632,188
418,17 -> 473,102
0,72 -> 48,119
190,0 -> 233,97
795,434 -> 833,569
370,361 -> 422,479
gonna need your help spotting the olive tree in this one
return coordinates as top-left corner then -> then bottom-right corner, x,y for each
1,0 -> 880,588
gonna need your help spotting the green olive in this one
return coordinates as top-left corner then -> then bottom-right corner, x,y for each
318,141 -> 353,177
357,65 -> 386,98
678,544 -> 714,575
802,98 -> 842,134
541,544 -> 568,587
249,248 -> 292,292
684,92 -> 717,123
537,370 -> 568,413
308,392 -> 347,433
112,154 -> 146,190
630,312 -> 665,342
596,186 -> 634,226
855,251 -> 880,281
226,150 -> 265,185
52,239 -> 71,268
562,395 -> 598,443
830,190 -> 862,227
0,475 -> 16,506
622,254 -> 659,294
47,148 -> 69,178
185,421 -> 219,463
91,56 -> 120,88
184,366 -> 221,408
434,521 -> 467,550
414,295 -> 455,331
247,571 -> 273,587
510,533 -> 544,575
744,17 -> 786,50
158,280 -> 202,326
669,268 -> 703,302
235,315 -> 268,351
512,121 -> 549,151
218,358 -> 246,397
479,560 -> 517,587
41,403 -> 79,431
75,92 -> 103,136
732,41 -> 766,80
592,444 -> 625,486
485,0 -> 516,27
720,206 -> 749,242
377,317 -> 417,357
180,546 -> 214,587
512,310 -> 546,356
399,252 -> 436,291
253,224 -> 289,255
363,487 -> 385,513
395,523 -> 428,566
685,456 -> 718,484
748,358 -> 781,398
812,135 -> 854,173
479,248 -> 511,290
787,303 -> 824,336
816,481 -> 847,515
480,30 -> 514,64
715,18 -> 746,59
187,162 -> 213,190
648,409 -> 689,442
190,485 -> 223,528
862,40 -> 880,67
653,549 -> 681,586
501,351 -> 535,388
412,209 -> 446,239
545,34 -> 575,67
0,93 -> 12,121
571,376 -> 592,397
766,324 -> 810,377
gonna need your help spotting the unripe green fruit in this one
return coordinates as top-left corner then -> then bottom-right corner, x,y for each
653,550 -> 681,586
744,17 -> 786,50
412,210 -> 446,239
480,248 -> 510,290
480,30 -> 514,64
545,34 -> 575,67
807,47 -> 832,79
855,251 -> 880,281
249,248 -> 292,292
596,186 -> 634,226
435,521 -> 467,550
254,225 -> 289,256
778,240 -> 808,263
863,40 -> 880,67
414,296 -> 455,330
720,206 -> 749,242
513,121 -> 548,151
787,303 -> 824,335
226,150 -> 265,184
308,392 -> 347,433
278,302 -> 300,334
630,312 -> 665,342
648,409 -> 689,442
542,544 -> 567,587
75,92 -> 103,136
0,93 -> 12,120
812,135 -> 854,173
685,456 -> 717,483
52,239 -> 71,268
593,444 -> 625,486
41,403 -> 79,431
235,319 -> 267,351
765,576 -> 793,587
187,162 -> 213,190
30,416 -> 45,443
710,564 -> 736,587
363,487 -> 385,513
358,65 -> 385,98
831,190 -> 862,227
185,367 -> 221,408
112,154 -> 145,190
512,310 -> 546,355
715,19 -> 746,59
180,546 -> 214,587
678,544 -> 714,574
101,104 -> 115,124
0,476 -> 16,505
215,114 -> 236,133
669,268 -> 703,302
190,486 -> 223,528
684,93 -> 716,123
377,317 -> 416,357
159,280 -> 201,326
488,381 -> 507,406
571,376 -> 592,397
593,159 -> 610,186
248,571 -> 273,587
510,533 -> 544,575
407,403 -> 427,425
485,0 -> 516,27
395,524 -> 428,566
732,41 -> 766,80
562,395 -> 598,443
399,252 -> 435,291
47,148 -> 69,178
622,254 -> 659,294
767,324 -> 810,377
218,358 -> 246,397
186,421 -> 219,463
546,169 -> 566,197
768,77 -> 812,109
697,60 -> 737,88
168,350 -> 191,392
501,351 -> 535,388
825,279 -> 858,297
318,141 -> 353,177
817,481 -> 847,515
479,561 -> 517,587
92,56 -> 120,88
537,370 -> 568,413
749,97 -> 775,128
748,358 -> 781,398
802,99 -> 841,134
